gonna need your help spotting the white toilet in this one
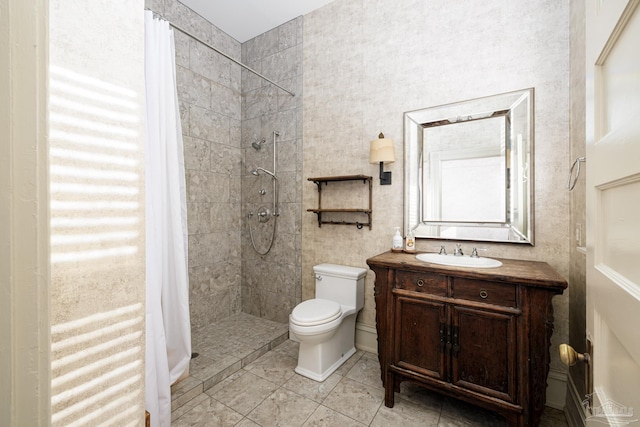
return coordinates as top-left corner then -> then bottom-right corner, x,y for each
289,263 -> 367,382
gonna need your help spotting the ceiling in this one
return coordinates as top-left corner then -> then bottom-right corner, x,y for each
178,0 -> 336,43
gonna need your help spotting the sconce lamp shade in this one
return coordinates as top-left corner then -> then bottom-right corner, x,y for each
370,133 -> 395,164
370,133 -> 395,185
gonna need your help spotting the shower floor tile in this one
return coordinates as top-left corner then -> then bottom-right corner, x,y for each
171,313 -> 288,413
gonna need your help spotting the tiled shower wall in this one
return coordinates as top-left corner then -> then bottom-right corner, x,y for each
147,0 -> 302,329
148,0 -> 243,330
241,18 -> 303,323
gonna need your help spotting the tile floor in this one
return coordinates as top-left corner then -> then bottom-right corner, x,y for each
171,313 -> 569,426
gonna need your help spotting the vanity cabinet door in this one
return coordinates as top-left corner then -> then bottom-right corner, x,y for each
394,296 -> 447,381
450,305 -> 517,402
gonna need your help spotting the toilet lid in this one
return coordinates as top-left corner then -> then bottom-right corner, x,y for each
291,299 -> 341,326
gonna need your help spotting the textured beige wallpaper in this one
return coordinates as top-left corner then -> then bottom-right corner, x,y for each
302,0 -> 571,374
49,1 -> 146,424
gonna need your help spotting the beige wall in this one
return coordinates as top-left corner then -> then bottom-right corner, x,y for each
302,0 -> 571,380
49,1 -> 146,425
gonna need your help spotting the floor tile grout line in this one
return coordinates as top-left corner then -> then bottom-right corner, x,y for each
235,347 -> 372,426
289,353 -> 381,426
277,373 -> 354,425
171,313 -> 567,426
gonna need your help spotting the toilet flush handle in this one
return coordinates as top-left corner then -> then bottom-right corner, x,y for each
315,275 -> 322,281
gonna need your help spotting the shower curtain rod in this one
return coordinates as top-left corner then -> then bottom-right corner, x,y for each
147,10 -> 296,97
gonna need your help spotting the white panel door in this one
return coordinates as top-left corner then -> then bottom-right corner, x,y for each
586,0 -> 640,425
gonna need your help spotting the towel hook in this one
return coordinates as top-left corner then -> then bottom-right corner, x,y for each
567,157 -> 586,191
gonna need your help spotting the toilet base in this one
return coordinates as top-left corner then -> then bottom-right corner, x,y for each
292,315 -> 357,382
295,346 -> 356,382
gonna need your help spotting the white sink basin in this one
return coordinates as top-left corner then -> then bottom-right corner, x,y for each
415,253 -> 502,268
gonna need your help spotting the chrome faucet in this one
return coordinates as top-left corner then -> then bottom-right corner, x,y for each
470,247 -> 479,258
438,245 -> 447,255
453,244 -> 463,256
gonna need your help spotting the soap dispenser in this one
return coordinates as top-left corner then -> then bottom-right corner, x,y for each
392,227 -> 403,252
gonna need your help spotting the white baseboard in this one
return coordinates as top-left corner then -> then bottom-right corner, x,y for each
546,368 -> 568,409
355,322 -> 378,354
564,374 -> 587,427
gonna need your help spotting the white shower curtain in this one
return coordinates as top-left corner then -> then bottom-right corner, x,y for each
144,11 -> 191,427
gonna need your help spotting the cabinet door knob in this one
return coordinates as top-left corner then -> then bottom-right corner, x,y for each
417,279 -> 424,287
479,289 -> 488,299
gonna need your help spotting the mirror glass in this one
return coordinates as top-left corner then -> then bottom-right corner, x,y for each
404,88 -> 534,244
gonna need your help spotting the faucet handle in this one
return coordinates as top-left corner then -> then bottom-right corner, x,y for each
470,247 -> 488,258
453,244 -> 463,256
438,245 -> 447,255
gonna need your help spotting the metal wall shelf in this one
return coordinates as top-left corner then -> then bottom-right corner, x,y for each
307,175 -> 372,229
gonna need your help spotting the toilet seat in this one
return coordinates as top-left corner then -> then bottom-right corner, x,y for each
290,299 -> 341,326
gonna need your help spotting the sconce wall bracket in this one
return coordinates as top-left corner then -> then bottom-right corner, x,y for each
379,162 -> 392,185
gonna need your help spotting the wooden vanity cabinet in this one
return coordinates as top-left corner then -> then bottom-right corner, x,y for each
367,251 -> 567,427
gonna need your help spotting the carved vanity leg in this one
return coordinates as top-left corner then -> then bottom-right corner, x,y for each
384,372 -> 395,407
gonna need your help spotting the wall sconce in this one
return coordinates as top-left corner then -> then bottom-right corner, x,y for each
370,132 -> 395,185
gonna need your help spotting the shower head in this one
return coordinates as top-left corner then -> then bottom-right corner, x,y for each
251,167 -> 278,180
251,138 -> 266,150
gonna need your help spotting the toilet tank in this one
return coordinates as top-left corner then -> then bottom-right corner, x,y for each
313,264 -> 367,310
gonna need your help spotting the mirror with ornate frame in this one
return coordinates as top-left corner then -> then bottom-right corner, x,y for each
404,88 -> 534,244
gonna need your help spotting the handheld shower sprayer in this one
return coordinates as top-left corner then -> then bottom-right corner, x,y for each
251,167 -> 278,180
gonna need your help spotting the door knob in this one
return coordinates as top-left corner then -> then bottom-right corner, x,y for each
559,343 -> 590,366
